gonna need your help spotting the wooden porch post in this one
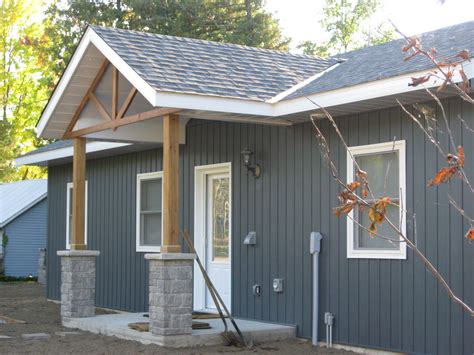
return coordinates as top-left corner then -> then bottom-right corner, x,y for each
161,114 -> 181,253
71,137 -> 87,250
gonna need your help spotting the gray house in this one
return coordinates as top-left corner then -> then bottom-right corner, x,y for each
17,21 -> 474,354
0,179 -> 47,277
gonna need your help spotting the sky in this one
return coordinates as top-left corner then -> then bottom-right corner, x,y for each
265,0 -> 474,52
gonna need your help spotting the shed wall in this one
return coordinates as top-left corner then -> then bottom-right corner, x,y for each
4,199 -> 47,277
47,97 -> 474,354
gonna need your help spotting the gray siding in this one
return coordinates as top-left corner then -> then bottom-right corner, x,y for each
47,97 -> 474,354
4,199 -> 47,277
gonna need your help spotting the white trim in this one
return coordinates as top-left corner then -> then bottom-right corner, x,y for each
272,61 -> 474,116
66,181 -> 88,250
193,162 -> 232,311
15,142 -> 130,166
36,24 -> 474,139
36,27 -> 157,138
346,140 -> 407,260
266,62 -> 341,103
136,171 -> 164,253
154,90 -> 274,116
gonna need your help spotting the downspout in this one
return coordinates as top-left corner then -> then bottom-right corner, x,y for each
310,232 -> 323,346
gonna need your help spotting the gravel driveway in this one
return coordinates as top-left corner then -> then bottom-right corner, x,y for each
0,282 -> 353,354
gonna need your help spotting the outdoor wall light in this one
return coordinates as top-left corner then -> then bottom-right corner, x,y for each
241,148 -> 261,178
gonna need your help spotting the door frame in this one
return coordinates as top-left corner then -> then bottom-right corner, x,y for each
193,162 -> 232,312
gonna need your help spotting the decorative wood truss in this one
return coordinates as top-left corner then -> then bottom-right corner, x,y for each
62,60 -> 180,139
67,60 -> 182,253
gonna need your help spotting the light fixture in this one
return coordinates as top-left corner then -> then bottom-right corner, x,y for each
241,148 -> 261,178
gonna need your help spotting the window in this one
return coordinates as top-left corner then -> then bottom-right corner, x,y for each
347,141 -> 406,259
66,182 -> 88,249
136,171 -> 163,252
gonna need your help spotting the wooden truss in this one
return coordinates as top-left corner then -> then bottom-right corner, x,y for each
66,60 -> 182,253
62,60 -> 180,139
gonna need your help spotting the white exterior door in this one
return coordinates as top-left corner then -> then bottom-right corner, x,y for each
194,163 -> 231,312
205,173 -> 231,310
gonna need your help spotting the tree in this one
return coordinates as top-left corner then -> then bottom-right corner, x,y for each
39,0 -> 290,84
298,0 -> 395,57
0,0 -> 48,182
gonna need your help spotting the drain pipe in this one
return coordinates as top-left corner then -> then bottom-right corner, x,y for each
310,232 -> 323,346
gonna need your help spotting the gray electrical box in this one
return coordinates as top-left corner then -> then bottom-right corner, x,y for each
252,284 -> 261,296
273,278 -> 283,293
310,232 -> 323,254
244,231 -> 257,245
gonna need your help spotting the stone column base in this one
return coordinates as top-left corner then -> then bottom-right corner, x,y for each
57,250 -> 100,318
145,253 -> 196,336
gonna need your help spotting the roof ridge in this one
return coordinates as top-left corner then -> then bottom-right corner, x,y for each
89,25 -> 335,63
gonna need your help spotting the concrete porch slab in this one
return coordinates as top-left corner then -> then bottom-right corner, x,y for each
62,312 -> 296,348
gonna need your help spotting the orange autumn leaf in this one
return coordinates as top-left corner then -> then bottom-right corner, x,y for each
361,188 -> 369,198
428,146 -> 465,187
347,181 -> 361,192
333,201 -> 355,217
428,167 -> 457,187
368,197 -> 391,236
409,75 -> 431,87
465,228 -> 474,242
455,49 -> 470,61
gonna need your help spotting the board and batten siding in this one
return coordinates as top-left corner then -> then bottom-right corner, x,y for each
4,199 -> 47,277
47,97 -> 473,354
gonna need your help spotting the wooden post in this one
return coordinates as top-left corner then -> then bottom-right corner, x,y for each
161,114 -> 181,253
71,137 -> 87,250
112,67 -> 118,119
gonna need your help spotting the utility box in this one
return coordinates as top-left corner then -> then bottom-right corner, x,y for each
273,278 -> 283,293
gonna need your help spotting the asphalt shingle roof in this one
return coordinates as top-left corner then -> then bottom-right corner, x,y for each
90,25 -> 338,102
287,21 -> 474,99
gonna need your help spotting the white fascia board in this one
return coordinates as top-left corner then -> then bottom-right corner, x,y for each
273,61 -> 474,116
37,29 -> 94,137
154,90 -> 274,116
36,27 -> 157,138
266,62 -> 341,104
15,142 -> 130,166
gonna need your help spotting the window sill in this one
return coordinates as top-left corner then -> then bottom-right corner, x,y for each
136,246 -> 161,253
347,249 -> 406,260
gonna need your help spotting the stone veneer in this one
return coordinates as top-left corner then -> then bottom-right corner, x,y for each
57,250 -> 100,318
145,253 -> 195,336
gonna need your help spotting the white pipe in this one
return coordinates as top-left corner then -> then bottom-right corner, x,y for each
310,232 -> 322,346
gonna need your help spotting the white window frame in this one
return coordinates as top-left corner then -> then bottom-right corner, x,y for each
66,181 -> 88,250
136,171 -> 164,253
347,140 -> 407,259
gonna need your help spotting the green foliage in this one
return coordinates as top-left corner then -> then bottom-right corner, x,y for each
0,0 -> 48,182
40,0 -> 290,82
299,0 -> 395,57
0,274 -> 38,282
2,232 -> 8,250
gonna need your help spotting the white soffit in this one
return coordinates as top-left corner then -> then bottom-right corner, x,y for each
15,142 -> 130,167
37,27 -> 157,139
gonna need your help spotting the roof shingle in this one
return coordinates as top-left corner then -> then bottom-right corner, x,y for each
91,25 -> 338,102
286,21 -> 474,100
